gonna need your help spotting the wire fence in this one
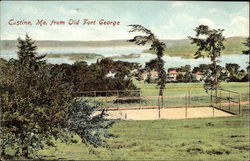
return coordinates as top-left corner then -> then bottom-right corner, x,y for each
211,89 -> 241,115
74,88 -> 242,116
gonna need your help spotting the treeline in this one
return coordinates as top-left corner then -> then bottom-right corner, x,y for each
172,63 -> 249,83
51,58 -> 139,94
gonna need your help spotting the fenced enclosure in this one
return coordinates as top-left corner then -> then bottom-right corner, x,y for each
211,89 -> 241,115
75,87 -> 241,120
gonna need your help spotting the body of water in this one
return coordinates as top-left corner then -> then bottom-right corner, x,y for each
0,46 -> 248,69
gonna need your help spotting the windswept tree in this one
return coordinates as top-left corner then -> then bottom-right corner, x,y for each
128,25 -> 167,117
188,25 -> 226,95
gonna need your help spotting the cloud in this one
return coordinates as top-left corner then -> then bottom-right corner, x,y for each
163,20 -> 174,29
10,4 -> 41,14
226,15 -> 249,37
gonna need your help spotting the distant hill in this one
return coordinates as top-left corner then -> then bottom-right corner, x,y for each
0,40 -> 136,50
1,37 -> 248,58
145,37 -> 248,58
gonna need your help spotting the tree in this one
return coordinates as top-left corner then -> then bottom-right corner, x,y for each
0,35 -> 114,159
188,25 -> 226,94
51,58 -> 139,95
128,25 -> 167,117
17,34 -> 46,70
226,63 -> 247,82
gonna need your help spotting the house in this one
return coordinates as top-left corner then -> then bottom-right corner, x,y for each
167,70 -> 179,81
194,71 -> 204,81
141,70 -> 159,80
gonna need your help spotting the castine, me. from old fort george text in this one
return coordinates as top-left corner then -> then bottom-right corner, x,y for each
8,19 -> 120,26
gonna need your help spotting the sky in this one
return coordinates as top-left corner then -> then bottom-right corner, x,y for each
0,1 -> 249,41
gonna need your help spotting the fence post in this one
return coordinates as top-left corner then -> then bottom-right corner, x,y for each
220,90 -> 222,109
189,89 -> 191,107
162,89 -> 164,109
158,89 -> 161,118
210,90 -> 213,107
139,90 -> 141,109
211,90 -> 214,117
229,91 -> 231,112
185,93 -> 188,118
94,91 -> 96,104
117,91 -> 119,110
239,93 -> 241,115
106,91 -> 108,103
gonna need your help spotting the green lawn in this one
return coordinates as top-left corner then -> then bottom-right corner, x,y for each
38,82 -> 250,160
6,82 -> 249,160
38,116 -> 249,161
94,82 -> 248,114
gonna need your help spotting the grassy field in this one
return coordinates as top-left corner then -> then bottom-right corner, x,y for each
38,116 -> 249,161
135,81 -> 249,100
6,82 -> 249,160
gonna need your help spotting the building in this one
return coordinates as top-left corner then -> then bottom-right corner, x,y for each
195,71 -> 204,81
141,70 -> 159,80
167,70 -> 179,81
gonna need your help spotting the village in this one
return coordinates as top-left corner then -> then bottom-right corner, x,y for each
141,65 -> 204,82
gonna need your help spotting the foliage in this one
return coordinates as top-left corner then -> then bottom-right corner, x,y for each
128,25 -> 167,96
225,63 -> 248,82
0,37 -> 73,158
188,25 -> 226,92
0,35 -> 115,159
51,58 -> 140,96
68,99 -> 115,147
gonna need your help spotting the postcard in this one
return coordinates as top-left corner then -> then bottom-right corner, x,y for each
0,1 -> 249,160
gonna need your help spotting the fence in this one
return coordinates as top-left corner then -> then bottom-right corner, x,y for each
211,89 -> 241,115
74,88 -> 241,116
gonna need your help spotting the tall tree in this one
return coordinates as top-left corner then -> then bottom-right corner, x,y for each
128,25 -> 167,117
17,34 -> 46,70
188,25 -> 225,95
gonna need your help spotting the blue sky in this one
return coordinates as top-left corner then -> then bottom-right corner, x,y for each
1,1 -> 249,40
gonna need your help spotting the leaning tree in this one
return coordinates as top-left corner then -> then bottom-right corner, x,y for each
128,25 -> 167,118
188,25 -> 226,96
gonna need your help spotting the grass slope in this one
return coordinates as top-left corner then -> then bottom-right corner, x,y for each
5,82 -> 249,160
38,82 -> 250,160
144,37 -> 248,58
38,116 -> 249,161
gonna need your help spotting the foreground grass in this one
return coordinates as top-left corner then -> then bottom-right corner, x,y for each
38,115 -> 249,160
